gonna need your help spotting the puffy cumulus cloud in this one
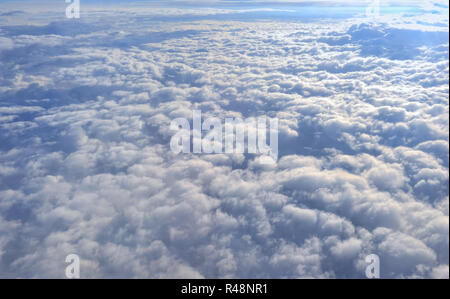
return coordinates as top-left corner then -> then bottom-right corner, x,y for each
0,2 -> 448,278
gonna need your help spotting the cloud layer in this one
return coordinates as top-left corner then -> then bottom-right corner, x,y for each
0,2 -> 448,278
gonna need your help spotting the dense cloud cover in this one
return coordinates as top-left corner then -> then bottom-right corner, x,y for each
0,1 -> 448,278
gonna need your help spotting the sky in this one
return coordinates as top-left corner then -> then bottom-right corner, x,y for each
0,0 -> 448,278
